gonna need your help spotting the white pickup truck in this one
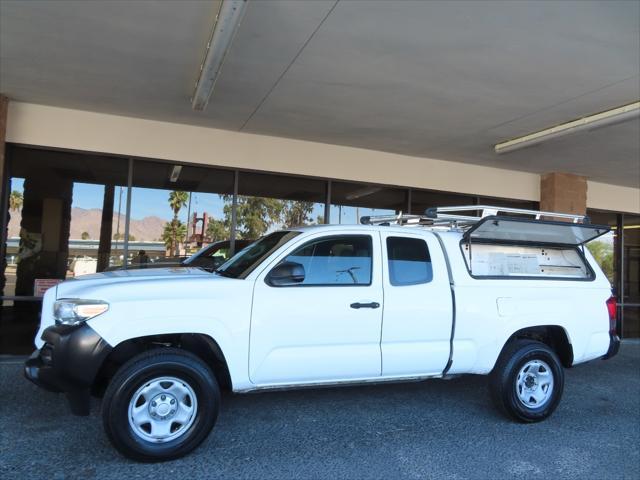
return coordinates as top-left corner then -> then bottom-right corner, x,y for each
25,206 -> 620,462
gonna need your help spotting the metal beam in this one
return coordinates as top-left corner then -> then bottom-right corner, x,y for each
122,158 -> 133,269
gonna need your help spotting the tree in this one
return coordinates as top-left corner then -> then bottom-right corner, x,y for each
225,195 -> 284,239
112,232 -> 135,241
167,191 -> 189,256
81,231 -> 90,240
282,201 -> 314,228
9,190 -> 23,212
206,218 -> 230,241
209,196 -> 317,241
162,219 -> 187,256
169,191 -> 189,219
587,240 -> 614,282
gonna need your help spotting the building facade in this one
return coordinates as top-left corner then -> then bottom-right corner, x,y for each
0,101 -> 638,354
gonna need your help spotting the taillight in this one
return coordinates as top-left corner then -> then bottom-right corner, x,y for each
606,296 -> 617,334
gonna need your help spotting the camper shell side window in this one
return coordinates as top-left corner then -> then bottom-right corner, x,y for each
459,241 -> 595,280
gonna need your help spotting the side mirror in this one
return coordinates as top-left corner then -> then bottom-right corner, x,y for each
267,261 -> 305,286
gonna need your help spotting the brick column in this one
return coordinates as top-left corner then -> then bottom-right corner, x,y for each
540,172 -> 587,217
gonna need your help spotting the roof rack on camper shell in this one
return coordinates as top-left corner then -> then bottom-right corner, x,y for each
360,205 -> 589,227
360,205 -> 610,247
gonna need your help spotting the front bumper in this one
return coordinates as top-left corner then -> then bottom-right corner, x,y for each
602,333 -> 621,360
24,324 -> 112,415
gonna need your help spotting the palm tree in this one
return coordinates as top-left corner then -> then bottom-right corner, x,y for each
169,191 -> 189,219
167,191 -> 189,256
162,219 -> 187,256
9,190 -> 23,212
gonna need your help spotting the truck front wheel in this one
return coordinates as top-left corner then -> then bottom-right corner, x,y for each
489,339 -> 564,422
102,348 -> 220,462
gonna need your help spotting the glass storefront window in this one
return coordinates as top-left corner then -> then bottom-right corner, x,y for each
330,181 -> 406,224
586,209 -> 617,287
5,176 -> 24,305
410,189 -> 474,216
238,171 -> 326,234
129,160 -> 236,266
1,147 -> 130,353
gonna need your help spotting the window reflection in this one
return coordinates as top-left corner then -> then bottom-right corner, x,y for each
284,235 -> 373,285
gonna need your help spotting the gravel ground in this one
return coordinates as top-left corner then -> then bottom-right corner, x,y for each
1,342 -> 638,480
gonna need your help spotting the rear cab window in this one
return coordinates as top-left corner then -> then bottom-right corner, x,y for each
386,236 -> 433,285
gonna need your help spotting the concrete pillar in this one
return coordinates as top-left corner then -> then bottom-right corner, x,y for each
15,175 -> 73,296
540,172 -> 587,217
97,185 -> 115,272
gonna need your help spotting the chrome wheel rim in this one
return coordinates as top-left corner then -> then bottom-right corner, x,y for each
515,360 -> 554,408
128,376 -> 198,443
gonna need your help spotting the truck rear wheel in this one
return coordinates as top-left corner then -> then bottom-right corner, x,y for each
102,348 -> 220,462
489,339 -> 564,422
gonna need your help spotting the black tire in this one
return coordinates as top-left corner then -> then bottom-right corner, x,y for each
102,348 -> 220,462
489,339 -> 564,423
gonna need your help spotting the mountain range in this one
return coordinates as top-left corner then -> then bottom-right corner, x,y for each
8,207 -> 167,241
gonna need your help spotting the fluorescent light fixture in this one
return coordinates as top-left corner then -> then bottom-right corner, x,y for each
346,186 -> 382,200
170,165 -> 183,183
191,0 -> 248,111
495,101 -> 640,154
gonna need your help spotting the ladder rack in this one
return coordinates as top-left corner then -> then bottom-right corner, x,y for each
360,205 -> 590,229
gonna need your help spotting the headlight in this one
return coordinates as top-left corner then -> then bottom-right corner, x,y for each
53,299 -> 109,326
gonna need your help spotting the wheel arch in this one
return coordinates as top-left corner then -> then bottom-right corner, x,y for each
495,325 -> 574,370
94,333 -> 232,396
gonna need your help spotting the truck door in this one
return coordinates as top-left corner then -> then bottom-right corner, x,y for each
250,232 -> 383,385
380,232 -> 453,376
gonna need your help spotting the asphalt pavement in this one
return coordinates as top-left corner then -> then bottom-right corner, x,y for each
1,342 -> 638,480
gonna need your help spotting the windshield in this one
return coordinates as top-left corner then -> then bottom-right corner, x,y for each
215,231 -> 300,279
183,243 -> 219,265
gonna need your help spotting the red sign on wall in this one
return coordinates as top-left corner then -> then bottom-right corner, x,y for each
34,279 -> 63,297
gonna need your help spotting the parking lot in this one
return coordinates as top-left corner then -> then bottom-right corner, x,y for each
1,342 -> 638,480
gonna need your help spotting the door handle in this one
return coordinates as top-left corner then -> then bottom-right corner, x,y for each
350,302 -> 380,309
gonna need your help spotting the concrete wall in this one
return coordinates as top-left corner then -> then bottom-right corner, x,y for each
6,102 -> 640,214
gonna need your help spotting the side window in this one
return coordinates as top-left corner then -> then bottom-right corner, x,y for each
386,236 -> 432,286
280,235 -> 372,286
461,243 -> 592,279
